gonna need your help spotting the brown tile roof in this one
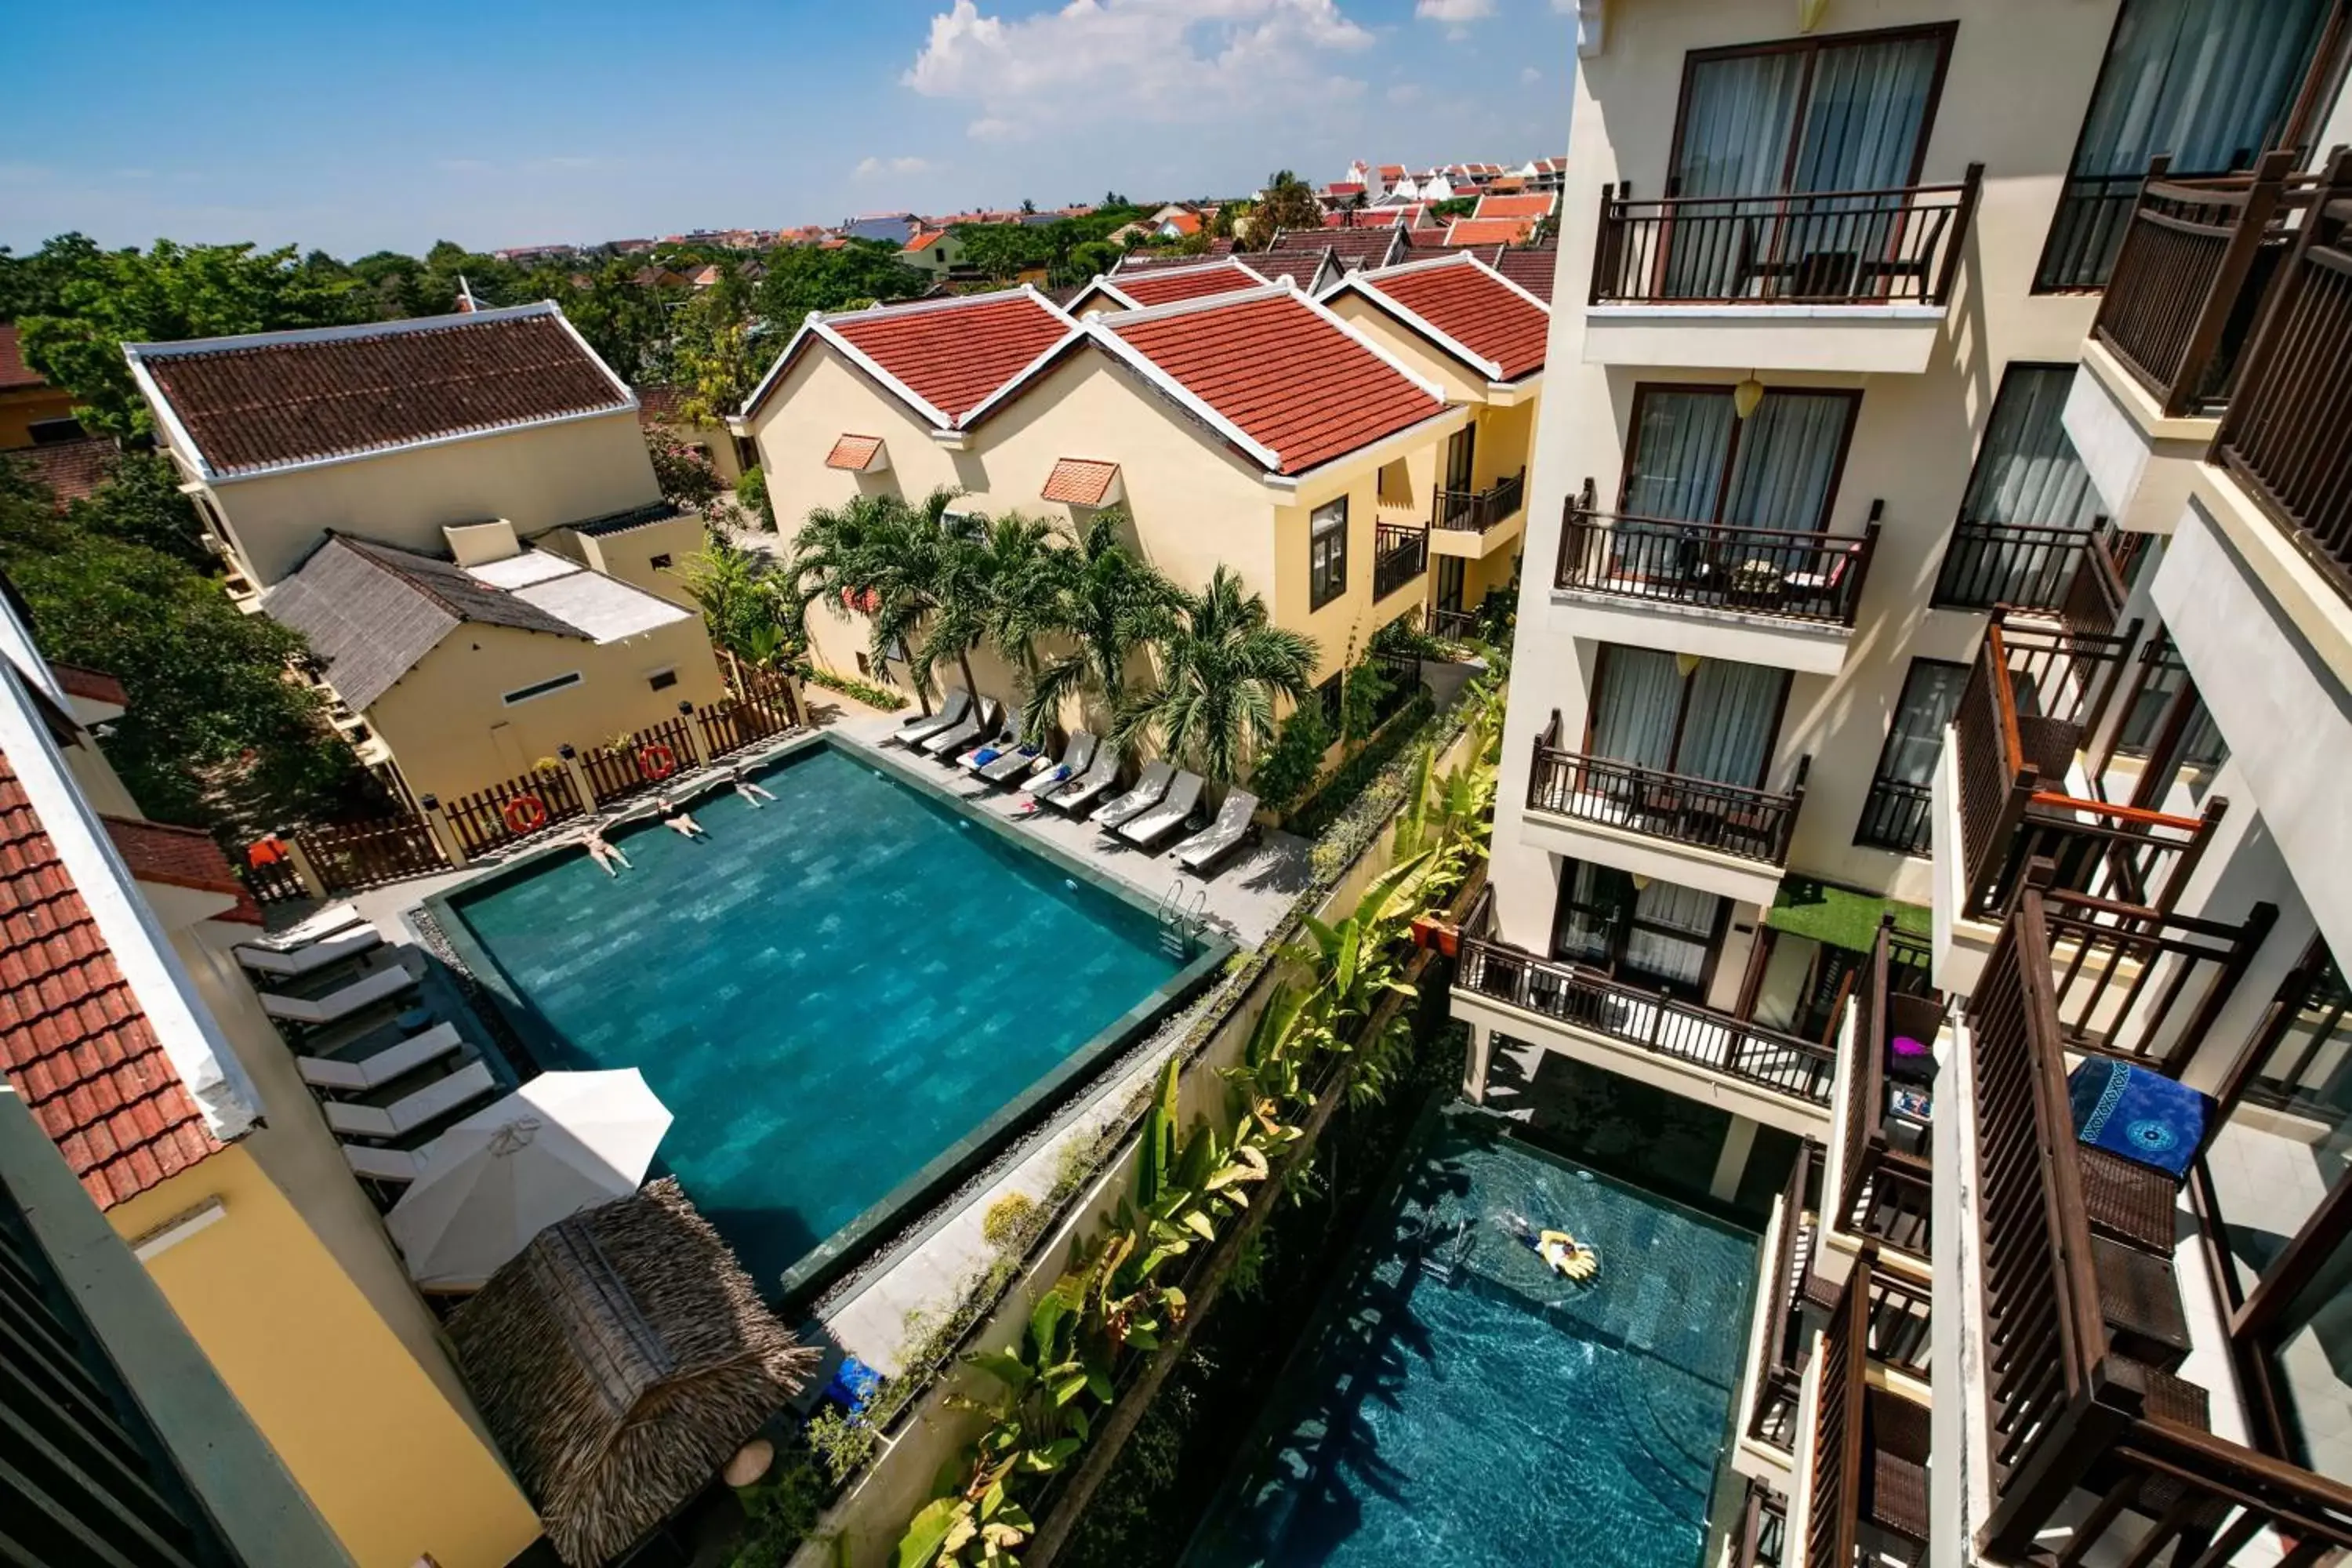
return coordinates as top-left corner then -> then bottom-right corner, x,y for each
0,759 -> 224,1208
1252,251 -> 1333,292
0,324 -> 46,390
826,434 -> 885,471
825,292 -> 1072,422
6,437 -> 113,506
101,817 -> 262,924
1041,459 -> 1120,506
128,304 -> 633,479
1354,256 -> 1548,381
634,383 -> 685,423
1472,193 -> 1555,223
1276,227 -> 1403,270
1102,292 -> 1444,476
49,663 -> 127,710
1108,260 -> 1264,308
1443,216 -> 1537,248
1488,245 -> 1557,304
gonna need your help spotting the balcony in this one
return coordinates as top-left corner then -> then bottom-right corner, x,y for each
1584,168 -> 1982,375
1371,521 -> 1428,603
1454,887 -> 1839,1126
1552,483 -> 1879,677
1791,1249 -> 1930,1568
1431,469 -> 1525,558
1947,889 -> 2352,1565
1929,515 -> 2131,625
1829,918 -> 1940,1269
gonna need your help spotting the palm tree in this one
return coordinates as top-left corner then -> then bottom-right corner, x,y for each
677,529 -> 793,683
789,488 -> 958,713
1114,568 -> 1319,785
1025,513 -> 1180,735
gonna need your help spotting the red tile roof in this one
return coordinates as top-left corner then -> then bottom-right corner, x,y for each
1277,227 -> 1404,270
1103,292 -> 1444,475
1160,212 -> 1203,237
826,434 -> 885,470
826,292 -> 1071,422
6,437 -> 113,506
102,817 -> 262,925
1443,216 -> 1537,248
131,305 -> 633,478
1041,459 -> 1120,506
0,760 -> 223,1208
1356,256 -> 1548,381
1109,261 -> 1263,309
902,231 -> 946,253
49,663 -> 127,710
1472,193 -> 1555,223
0,324 -> 46,390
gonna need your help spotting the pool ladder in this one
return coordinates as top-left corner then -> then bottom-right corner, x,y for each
1415,1217 -> 1475,1285
1156,881 -> 1207,959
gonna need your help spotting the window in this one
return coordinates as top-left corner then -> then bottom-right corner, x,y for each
2112,630 -> 2228,781
27,416 -> 86,445
1587,646 -> 1791,788
1621,385 -> 1860,533
501,671 -> 583,706
1856,659 -> 1969,853
1935,365 -> 2105,608
647,668 -> 678,692
1443,424 -> 1477,494
2038,0 -> 2338,290
1309,496 -> 1348,610
1315,670 -> 1344,729
1435,556 -> 1467,615
1549,861 -> 1728,1001
649,553 -> 673,571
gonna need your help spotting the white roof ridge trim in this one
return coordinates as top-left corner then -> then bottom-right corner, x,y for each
124,300 -> 563,361
1095,279 -> 1305,328
818,285 -> 1075,328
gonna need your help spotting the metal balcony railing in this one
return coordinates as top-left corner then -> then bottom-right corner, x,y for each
1434,468 -> 1526,533
1527,710 -> 1808,866
1372,521 -> 1428,601
1557,481 -> 1878,627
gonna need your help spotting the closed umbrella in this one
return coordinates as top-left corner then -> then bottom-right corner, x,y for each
386,1068 -> 672,1290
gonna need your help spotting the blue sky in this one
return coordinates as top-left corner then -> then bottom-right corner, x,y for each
2,0 -> 1576,259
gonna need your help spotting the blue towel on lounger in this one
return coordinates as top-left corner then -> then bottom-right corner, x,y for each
971,745 -> 1006,766
2067,1057 -> 2210,1179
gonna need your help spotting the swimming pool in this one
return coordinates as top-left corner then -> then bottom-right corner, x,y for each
1185,1105 -> 1758,1568
430,740 -> 1221,1298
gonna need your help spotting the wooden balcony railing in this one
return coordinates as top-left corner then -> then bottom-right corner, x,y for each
1854,779 -> 1933,856
1592,167 -> 1982,307
1965,890 -> 2352,1564
1806,1252 -> 1932,1568
1931,515 -> 2126,629
1733,1476 -> 1789,1568
2092,152 -> 2317,416
1837,917 -> 1943,1262
1750,1141 -> 1824,1453
1372,521 -> 1428,601
1951,619 -> 2225,920
1434,468 -> 1525,533
2029,879 -> 2275,1079
2214,154 -> 2352,607
1454,888 -> 1838,1105
1556,480 -> 1879,627
1527,719 -> 1809,866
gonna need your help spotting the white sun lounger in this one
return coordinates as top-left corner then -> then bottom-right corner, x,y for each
236,902 -> 365,954
922,696 -> 998,756
1174,790 -> 1259,873
1044,745 -> 1123,813
890,688 -> 969,747
1118,771 -> 1205,848
1021,731 -> 1097,794
343,1142 -> 430,1185
237,924 -> 383,978
324,1060 -> 495,1140
260,960 -> 416,1025
1093,760 -> 1174,829
958,706 -> 1022,771
298,1022 -> 463,1092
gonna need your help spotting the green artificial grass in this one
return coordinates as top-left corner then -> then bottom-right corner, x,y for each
1766,876 -> 1931,954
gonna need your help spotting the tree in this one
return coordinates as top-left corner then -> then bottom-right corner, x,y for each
788,488 -> 960,713
646,436 -> 722,510
953,223 -> 1048,284
1254,171 -> 1325,242
1025,512 -> 1178,729
1114,568 -> 1319,784
753,241 -> 928,322
676,529 -> 793,666
670,283 -> 760,423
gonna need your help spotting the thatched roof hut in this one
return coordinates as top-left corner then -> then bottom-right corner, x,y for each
447,1178 -> 817,1566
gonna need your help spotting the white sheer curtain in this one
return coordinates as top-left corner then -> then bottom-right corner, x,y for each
1963,366 -> 2103,528
1624,392 -> 1736,521
1674,52 -> 1805,199
2072,0 -> 2330,177
1880,660 -> 1971,787
1721,393 -> 1855,532
1679,660 -> 1788,786
1627,882 -> 1724,992
1589,648 -> 1684,768
1791,35 -> 1947,191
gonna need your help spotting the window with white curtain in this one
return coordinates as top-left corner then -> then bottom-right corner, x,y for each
1936,364 -> 2106,607
1549,860 -> 1727,1000
2038,0 -> 2335,289
1587,646 -> 1791,789
1622,386 -> 1859,532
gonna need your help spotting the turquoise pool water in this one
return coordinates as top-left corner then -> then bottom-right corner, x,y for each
437,743 -> 1190,1294
1186,1107 -> 1758,1568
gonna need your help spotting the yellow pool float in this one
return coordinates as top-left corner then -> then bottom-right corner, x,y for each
1537,1229 -> 1599,1281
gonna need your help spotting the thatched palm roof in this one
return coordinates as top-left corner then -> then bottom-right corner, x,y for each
448,1178 -> 817,1566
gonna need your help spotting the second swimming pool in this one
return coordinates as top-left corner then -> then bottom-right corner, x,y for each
432,741 -> 1217,1297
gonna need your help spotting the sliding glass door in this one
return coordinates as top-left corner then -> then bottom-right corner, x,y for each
1550,860 -> 1727,1000
1613,386 -> 1859,592
1936,365 -> 2105,608
2038,0 -> 2339,289
1588,646 -> 1790,789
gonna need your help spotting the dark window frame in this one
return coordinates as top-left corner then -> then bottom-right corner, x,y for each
1854,656 -> 1969,852
500,670 -> 583,706
1583,642 -> 1795,792
1619,381 -> 1864,535
1548,857 -> 1733,1003
1308,495 -> 1349,610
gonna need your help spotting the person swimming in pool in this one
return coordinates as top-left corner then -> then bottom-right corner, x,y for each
582,822 -> 631,877
729,764 -> 776,808
1499,1211 -> 1598,1279
655,795 -> 707,838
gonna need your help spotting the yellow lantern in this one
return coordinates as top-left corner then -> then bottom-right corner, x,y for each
1733,374 -> 1766,419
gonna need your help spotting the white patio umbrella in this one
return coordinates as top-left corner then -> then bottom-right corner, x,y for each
384,1068 -> 673,1290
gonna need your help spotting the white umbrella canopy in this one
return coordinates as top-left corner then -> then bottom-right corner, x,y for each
385,1068 -> 673,1290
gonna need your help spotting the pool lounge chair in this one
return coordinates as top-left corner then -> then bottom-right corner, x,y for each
1174,789 -> 1259,874
1044,745 -> 1122,813
958,706 -> 1024,771
298,1022 -> 463,1093
260,956 -> 416,1026
1001,730 -> 1091,789
237,923 -> 383,978
324,1060 -> 496,1140
1117,771 -> 1205,848
1092,761 -> 1174,830
889,688 -> 969,747
343,1143 -> 430,1185
236,902 -> 365,954
921,696 -> 998,757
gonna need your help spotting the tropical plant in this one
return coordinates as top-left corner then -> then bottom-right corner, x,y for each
789,488 -> 959,712
1023,513 -> 1179,736
648,436 -> 724,510
1113,568 -> 1317,785
1247,697 -> 1332,817
677,530 -> 793,662
1254,171 -> 1326,239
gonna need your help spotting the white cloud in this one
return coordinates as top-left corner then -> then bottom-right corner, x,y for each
1415,0 -> 1494,19
855,154 -> 936,178
906,0 -> 1374,140
1387,82 -> 1425,105
1520,65 -> 1541,83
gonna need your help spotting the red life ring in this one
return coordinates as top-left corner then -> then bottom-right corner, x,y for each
502,794 -> 549,835
637,743 -> 677,780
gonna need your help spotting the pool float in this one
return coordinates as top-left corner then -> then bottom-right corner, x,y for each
1536,1229 -> 1599,1281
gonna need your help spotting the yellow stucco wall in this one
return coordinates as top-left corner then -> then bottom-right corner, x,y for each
0,383 -> 78,448
184,412 -> 665,588
546,513 -> 710,610
360,615 -> 724,801
107,1147 -> 543,1568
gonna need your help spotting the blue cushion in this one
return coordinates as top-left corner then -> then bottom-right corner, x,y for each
2067,1057 -> 2211,1179
823,1355 -> 883,1414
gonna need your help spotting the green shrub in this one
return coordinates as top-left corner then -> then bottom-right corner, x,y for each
805,1407 -> 878,1485
982,1191 -> 1040,1252
800,666 -> 907,711
736,463 -> 778,530
728,1441 -> 829,1567
1290,694 -> 1436,837
1249,699 -> 1331,815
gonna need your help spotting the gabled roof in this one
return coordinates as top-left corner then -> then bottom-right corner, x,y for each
1092,285 -> 1449,477
125,303 -> 636,483
1328,252 -> 1548,383
1443,216 -> 1537,248
102,816 -> 261,924
902,230 -> 947,254
1487,245 -> 1557,304
0,323 -> 48,390
740,288 -> 1077,429
1472,192 -> 1556,223
1252,249 -> 1336,294
1273,226 -> 1405,272
1084,258 -> 1266,310
5,437 -> 113,506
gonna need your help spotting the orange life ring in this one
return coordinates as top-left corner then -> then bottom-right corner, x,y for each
502,794 -> 549,835
637,743 -> 677,780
